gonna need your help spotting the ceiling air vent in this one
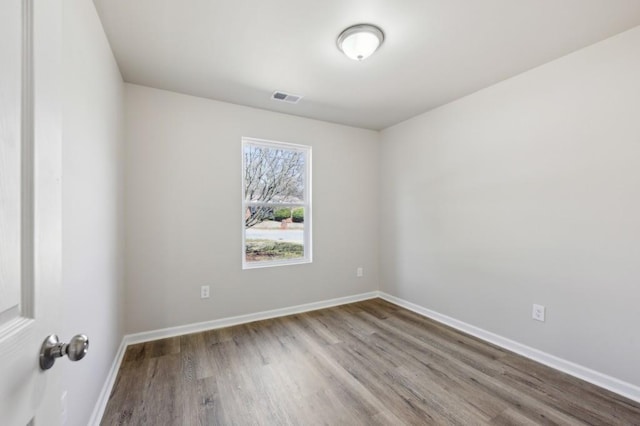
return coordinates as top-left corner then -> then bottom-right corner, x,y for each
271,91 -> 303,104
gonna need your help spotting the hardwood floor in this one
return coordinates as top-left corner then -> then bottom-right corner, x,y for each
101,299 -> 640,425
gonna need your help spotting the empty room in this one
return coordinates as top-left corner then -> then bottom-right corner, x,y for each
1,0 -> 640,425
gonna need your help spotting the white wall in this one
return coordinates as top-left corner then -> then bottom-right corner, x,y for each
380,26 -> 640,387
124,84 -> 379,333
62,1 -> 124,425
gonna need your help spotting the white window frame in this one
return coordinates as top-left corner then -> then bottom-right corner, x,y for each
241,137 -> 312,269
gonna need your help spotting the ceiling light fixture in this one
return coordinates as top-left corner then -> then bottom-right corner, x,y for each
337,24 -> 384,61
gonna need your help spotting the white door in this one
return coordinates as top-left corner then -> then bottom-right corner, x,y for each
0,0 -> 64,424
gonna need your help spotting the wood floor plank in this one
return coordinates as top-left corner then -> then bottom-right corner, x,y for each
356,302 -> 590,425
499,352 -> 640,424
101,359 -> 150,426
193,376 -> 224,426
490,408 -> 542,425
122,336 -> 181,364
101,299 -> 640,425
136,353 -> 183,425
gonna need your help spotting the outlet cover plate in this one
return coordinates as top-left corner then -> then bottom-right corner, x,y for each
201,285 -> 210,299
532,304 -> 545,322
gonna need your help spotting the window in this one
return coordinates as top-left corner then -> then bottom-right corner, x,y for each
242,137 -> 311,268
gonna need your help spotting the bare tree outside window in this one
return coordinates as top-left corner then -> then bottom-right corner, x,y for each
244,146 -> 305,228
242,138 -> 311,268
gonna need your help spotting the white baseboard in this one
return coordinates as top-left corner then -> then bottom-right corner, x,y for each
124,291 -> 379,345
88,291 -> 379,424
378,291 -> 640,403
88,337 -> 128,426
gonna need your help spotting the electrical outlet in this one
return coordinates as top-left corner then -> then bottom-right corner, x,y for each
201,285 -> 210,299
532,304 -> 545,322
356,267 -> 363,277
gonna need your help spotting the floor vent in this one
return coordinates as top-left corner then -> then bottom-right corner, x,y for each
271,91 -> 303,104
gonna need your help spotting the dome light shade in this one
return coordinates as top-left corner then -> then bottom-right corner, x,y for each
337,24 -> 384,61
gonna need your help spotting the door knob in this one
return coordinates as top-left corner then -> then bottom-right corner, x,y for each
39,334 -> 89,370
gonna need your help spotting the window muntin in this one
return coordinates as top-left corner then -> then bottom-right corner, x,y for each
242,138 -> 311,268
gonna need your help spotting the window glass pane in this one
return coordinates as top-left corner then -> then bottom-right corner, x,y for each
242,137 -> 311,269
245,207 -> 305,263
244,144 -> 305,203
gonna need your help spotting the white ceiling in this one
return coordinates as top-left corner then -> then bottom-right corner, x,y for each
93,0 -> 640,130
